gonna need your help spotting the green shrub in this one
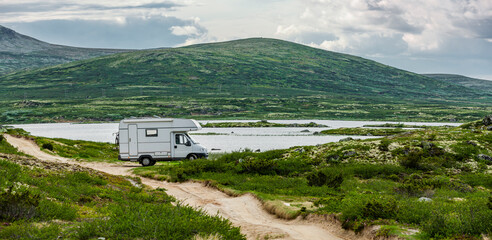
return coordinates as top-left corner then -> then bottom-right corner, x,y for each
460,173 -> 492,189
0,185 -> 40,221
362,197 -> 397,220
239,157 -> 277,175
451,142 -> 480,161
306,170 -> 327,187
399,149 -> 423,169
379,139 -> 391,151
41,143 -> 54,151
276,157 -> 311,176
306,170 -> 343,189
0,223 -> 61,240
78,203 -> 244,240
36,200 -> 78,221
0,134 -> 3,142
422,201 -> 492,238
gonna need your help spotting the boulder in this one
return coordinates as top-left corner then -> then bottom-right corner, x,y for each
478,154 -> 492,162
418,197 -> 432,202
344,151 -> 356,157
339,137 -> 353,142
483,115 -> 492,126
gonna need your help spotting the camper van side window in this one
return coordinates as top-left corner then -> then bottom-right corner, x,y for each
146,129 -> 158,137
176,134 -> 186,144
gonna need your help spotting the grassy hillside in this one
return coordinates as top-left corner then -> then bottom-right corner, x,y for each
0,38 -> 490,123
424,74 -> 492,93
134,117 -> 492,238
0,133 -> 244,239
0,25 -> 129,75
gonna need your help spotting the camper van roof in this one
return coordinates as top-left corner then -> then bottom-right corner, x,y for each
121,118 -> 174,123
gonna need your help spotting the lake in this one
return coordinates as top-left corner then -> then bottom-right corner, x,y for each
11,120 -> 460,153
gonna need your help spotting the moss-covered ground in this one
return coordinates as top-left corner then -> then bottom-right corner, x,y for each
133,118 -> 492,239
0,130 -> 244,239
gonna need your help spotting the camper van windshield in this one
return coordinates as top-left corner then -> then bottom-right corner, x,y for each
185,133 -> 197,144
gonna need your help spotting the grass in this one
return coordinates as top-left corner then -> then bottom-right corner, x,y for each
35,137 -> 119,162
202,120 -> 327,128
320,127 -> 410,136
362,123 -> 431,128
133,117 -> 492,238
0,141 -> 245,239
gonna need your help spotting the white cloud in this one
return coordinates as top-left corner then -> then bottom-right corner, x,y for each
170,25 -> 199,36
1,0 -> 491,77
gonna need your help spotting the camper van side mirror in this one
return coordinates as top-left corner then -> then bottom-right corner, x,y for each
185,141 -> 192,146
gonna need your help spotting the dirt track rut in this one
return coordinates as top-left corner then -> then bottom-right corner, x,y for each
5,134 -> 349,240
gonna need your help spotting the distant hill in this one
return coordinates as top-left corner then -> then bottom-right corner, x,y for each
1,38 -> 489,101
0,25 -> 129,75
0,38 -> 490,123
424,74 -> 492,93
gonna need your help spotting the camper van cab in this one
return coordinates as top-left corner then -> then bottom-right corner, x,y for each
117,118 -> 208,166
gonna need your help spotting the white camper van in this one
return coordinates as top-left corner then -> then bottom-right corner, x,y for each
117,118 -> 208,166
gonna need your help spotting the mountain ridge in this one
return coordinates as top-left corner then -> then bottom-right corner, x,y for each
0,25 -> 130,75
0,37 -> 490,123
424,74 -> 492,93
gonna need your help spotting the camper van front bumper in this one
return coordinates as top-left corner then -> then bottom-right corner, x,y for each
197,153 -> 208,159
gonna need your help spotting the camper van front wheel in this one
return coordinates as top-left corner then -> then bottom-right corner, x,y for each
187,154 -> 198,160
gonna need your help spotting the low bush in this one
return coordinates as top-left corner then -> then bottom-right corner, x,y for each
0,185 -> 40,221
362,197 -> 397,220
307,170 -> 343,189
239,157 -> 277,175
378,138 -> 391,151
306,170 -> 327,187
41,143 -> 54,151
0,223 -> 61,240
78,203 -> 244,240
422,200 -> 492,238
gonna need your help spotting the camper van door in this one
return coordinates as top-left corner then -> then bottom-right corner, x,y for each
128,124 -> 138,157
173,133 -> 190,158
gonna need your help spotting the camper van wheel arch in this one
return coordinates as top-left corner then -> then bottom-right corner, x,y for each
139,156 -> 155,167
187,154 -> 198,160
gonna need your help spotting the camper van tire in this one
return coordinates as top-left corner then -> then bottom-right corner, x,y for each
187,154 -> 198,160
139,157 -> 156,167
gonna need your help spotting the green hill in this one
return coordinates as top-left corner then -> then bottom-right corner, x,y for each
0,25 -> 129,75
424,74 -> 492,93
0,38 -> 490,123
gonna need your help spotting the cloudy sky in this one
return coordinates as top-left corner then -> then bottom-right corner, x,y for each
1,0 -> 491,79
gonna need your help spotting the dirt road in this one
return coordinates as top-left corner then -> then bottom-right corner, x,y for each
5,134 -> 353,240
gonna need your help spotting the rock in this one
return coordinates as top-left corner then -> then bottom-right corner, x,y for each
487,126 -> 492,131
300,129 -> 310,133
344,151 -> 356,157
466,140 -> 477,146
339,137 -> 353,142
421,141 -> 435,150
255,149 -> 261,152
418,197 -> 432,202
313,131 -> 320,135
483,115 -> 492,126
478,154 -> 492,162
294,148 -> 305,153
